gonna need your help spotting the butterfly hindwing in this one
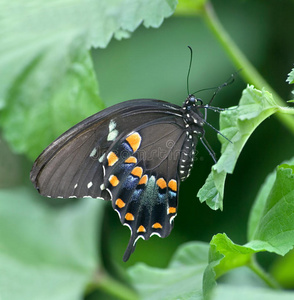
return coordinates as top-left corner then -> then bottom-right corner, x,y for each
99,120 -> 186,260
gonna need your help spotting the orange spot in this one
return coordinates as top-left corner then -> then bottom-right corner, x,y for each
138,174 -> 148,185
109,175 -> 119,187
125,212 -> 134,221
125,156 -> 137,164
168,179 -> 177,192
152,222 -> 162,229
126,132 -> 141,152
131,166 -> 143,178
137,225 -> 146,233
107,152 -> 118,166
115,198 -> 125,208
157,178 -> 167,189
168,207 -> 176,214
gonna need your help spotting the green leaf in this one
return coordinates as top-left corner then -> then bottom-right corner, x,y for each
286,68 -> 294,85
246,163 -> 294,255
198,85 -> 279,210
248,157 -> 294,241
203,163 -> 294,297
0,45 -> 104,160
208,234 -> 255,279
0,187 -> 104,300
127,242 -> 209,300
0,0 -> 177,159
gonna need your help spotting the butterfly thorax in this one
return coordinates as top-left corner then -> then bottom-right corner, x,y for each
177,95 -> 205,181
181,94 -> 205,132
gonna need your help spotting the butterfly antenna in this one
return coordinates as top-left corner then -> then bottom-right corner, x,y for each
186,46 -> 193,95
208,72 -> 239,106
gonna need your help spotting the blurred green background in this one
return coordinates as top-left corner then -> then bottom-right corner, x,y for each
0,0 -> 294,297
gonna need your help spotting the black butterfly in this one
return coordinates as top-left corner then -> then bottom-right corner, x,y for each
30,46 -> 233,261
30,90 -> 231,261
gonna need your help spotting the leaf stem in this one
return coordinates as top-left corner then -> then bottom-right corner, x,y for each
248,256 -> 281,289
201,1 -> 294,134
85,270 -> 139,300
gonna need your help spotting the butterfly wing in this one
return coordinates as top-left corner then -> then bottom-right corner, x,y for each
100,118 -> 189,261
31,99 -> 181,198
30,99 -> 195,261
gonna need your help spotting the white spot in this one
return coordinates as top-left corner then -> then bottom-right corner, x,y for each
83,195 -> 92,198
187,113 -> 190,118
183,152 -> 188,156
100,183 -> 105,190
99,153 -> 105,163
87,181 -> 93,188
57,196 -> 63,199
90,147 -> 97,158
107,130 -> 118,141
74,183 -> 78,189
189,135 -> 192,139
180,170 -> 185,174
69,195 -> 77,198
109,119 -> 116,131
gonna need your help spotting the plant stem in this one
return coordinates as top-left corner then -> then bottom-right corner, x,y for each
85,270 -> 139,300
248,256 -> 281,289
202,1 -> 294,134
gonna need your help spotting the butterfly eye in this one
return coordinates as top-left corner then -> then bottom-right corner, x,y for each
188,94 -> 196,104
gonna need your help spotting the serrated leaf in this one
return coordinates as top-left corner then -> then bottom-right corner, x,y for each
127,242 -> 209,300
0,187 -> 104,300
0,0 -> 177,159
198,85 -> 279,210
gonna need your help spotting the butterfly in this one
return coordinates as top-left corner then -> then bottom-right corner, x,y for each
30,47 -> 232,261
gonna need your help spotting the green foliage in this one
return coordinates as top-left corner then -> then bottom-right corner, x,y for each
0,0 -> 294,300
0,187 -> 104,300
198,86 -> 280,210
128,242 -> 209,300
0,0 -> 177,159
